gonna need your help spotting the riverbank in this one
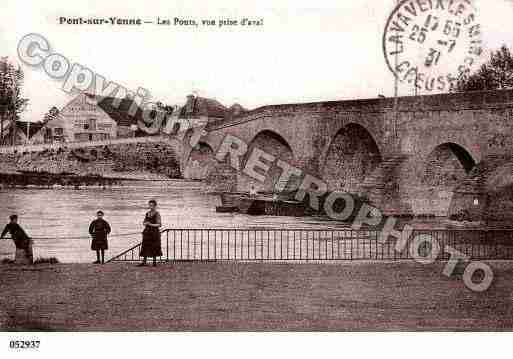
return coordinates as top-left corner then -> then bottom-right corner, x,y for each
0,141 -> 182,180
1,261 -> 513,331
0,170 -> 183,189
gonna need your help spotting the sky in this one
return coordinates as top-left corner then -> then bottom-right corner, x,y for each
1,0 -> 513,122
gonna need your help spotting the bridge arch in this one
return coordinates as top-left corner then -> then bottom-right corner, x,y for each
321,123 -> 383,193
183,141 -> 216,180
421,142 -> 476,189
408,142 -> 478,217
240,129 -> 296,193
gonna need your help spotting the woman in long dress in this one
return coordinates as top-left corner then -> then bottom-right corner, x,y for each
138,199 -> 162,266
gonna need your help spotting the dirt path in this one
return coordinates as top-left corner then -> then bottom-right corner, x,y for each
1,261 -> 513,331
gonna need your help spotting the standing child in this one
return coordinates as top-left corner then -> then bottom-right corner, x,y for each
88,210 -> 111,264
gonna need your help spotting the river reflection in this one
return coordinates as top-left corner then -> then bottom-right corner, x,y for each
0,180 -> 353,263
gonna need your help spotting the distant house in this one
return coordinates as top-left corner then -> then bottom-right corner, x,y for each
43,93 -> 119,143
179,94 -> 247,122
38,93 -> 148,144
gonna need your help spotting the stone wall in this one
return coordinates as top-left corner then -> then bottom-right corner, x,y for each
0,140 -> 181,179
108,142 -> 181,178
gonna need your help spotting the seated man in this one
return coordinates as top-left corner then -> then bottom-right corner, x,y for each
0,215 -> 33,264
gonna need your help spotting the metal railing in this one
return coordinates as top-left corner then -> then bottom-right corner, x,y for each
107,228 -> 513,263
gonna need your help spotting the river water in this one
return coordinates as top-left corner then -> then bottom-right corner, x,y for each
0,180 -> 354,263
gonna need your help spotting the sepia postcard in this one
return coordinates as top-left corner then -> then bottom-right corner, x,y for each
1,0 -> 513,355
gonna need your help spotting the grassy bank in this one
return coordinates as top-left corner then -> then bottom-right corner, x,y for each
1,261 -> 513,331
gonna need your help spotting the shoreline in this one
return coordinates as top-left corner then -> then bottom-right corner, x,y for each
0,170 -> 196,188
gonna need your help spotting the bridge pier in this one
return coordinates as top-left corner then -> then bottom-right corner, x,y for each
360,154 -> 414,217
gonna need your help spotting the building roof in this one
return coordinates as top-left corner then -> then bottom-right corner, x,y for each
86,94 -> 144,127
85,93 -> 248,126
179,96 -> 230,119
228,103 -> 247,117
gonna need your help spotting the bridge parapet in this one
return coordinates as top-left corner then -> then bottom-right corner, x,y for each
210,89 -> 513,132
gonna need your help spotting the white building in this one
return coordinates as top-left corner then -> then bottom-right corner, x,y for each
44,93 -> 118,143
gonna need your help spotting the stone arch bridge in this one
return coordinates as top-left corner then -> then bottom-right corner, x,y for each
182,89 -> 513,219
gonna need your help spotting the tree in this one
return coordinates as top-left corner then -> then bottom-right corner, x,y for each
454,45 -> 513,92
0,57 -> 29,145
43,106 -> 60,123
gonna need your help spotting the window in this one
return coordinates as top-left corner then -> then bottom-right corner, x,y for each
54,128 -> 63,136
89,118 -> 97,131
97,123 -> 112,129
82,119 -> 97,131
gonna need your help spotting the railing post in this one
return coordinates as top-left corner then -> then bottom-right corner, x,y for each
350,230 -> 353,261
297,231 -> 300,260
306,231 -> 310,261
260,230 -> 263,262
233,229 -> 237,260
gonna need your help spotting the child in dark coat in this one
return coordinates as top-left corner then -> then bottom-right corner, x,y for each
89,210 -> 111,264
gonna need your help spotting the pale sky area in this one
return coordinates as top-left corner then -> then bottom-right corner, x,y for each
1,0 -> 513,121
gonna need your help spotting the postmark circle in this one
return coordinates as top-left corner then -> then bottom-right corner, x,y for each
383,0 -> 483,92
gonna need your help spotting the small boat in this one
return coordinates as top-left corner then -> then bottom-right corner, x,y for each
215,206 -> 239,213
218,192 -> 310,216
218,192 -> 252,213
